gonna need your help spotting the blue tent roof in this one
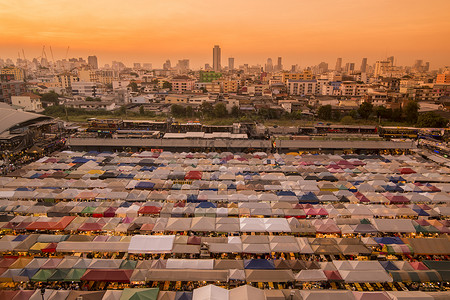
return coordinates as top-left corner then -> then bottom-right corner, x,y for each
277,191 -> 296,196
373,237 -> 404,244
13,235 -> 28,242
197,202 -> 216,208
187,195 -> 199,203
412,208 -> 430,216
298,192 -> 319,203
18,268 -> 39,278
244,259 -> 275,269
135,182 -> 155,189
380,261 -> 400,271
175,292 -> 192,300
16,187 -> 35,191
119,202 -> 132,208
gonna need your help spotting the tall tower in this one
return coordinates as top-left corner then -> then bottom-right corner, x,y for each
360,58 -> 367,73
213,45 -> 221,72
228,57 -> 234,70
87,56 -> 98,69
277,57 -> 283,71
387,56 -> 394,66
335,58 -> 342,72
265,58 -> 273,72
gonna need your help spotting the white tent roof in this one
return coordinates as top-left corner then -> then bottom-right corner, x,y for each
128,235 -> 175,253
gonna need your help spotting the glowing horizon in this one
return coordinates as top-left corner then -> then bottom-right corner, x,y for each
0,0 -> 449,69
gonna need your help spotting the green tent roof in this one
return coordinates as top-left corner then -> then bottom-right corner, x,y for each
120,260 -> 138,269
64,268 -> 87,282
81,207 -> 96,214
49,269 -> 70,281
120,288 -> 159,300
31,269 -> 54,282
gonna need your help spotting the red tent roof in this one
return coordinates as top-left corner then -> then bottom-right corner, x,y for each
138,206 -> 162,215
81,269 -> 133,283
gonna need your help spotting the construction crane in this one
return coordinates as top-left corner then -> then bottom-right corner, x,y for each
65,46 -> 70,60
49,46 -> 56,74
49,46 -> 55,63
22,49 -> 28,69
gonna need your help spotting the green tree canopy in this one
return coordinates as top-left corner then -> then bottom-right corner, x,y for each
128,81 -> 139,92
231,105 -> 240,118
170,104 -> 186,117
357,102 -> 373,119
317,105 -> 332,120
404,101 -> 420,124
213,103 -> 228,118
417,112 -> 448,128
162,81 -> 172,90
41,91 -> 59,104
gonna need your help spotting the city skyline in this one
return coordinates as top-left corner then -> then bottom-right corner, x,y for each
0,0 -> 449,69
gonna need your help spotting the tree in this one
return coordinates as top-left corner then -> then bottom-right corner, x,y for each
404,101 -> 420,124
128,81 -> 139,92
200,87 -> 208,93
199,102 -> 214,118
374,105 -> 391,120
332,110 -> 341,121
391,108 -> 403,121
85,97 -> 95,102
231,105 -> 240,118
417,112 -> 448,128
139,106 -> 145,115
213,103 -> 228,118
185,106 -> 194,118
41,91 -> 59,104
317,105 -> 332,120
357,102 -> 373,119
341,116 -> 355,124
162,81 -> 172,90
171,104 -> 186,117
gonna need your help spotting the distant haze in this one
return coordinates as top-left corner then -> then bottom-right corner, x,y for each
0,0 -> 449,69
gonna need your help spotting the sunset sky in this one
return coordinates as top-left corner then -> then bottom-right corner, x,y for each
0,0 -> 449,69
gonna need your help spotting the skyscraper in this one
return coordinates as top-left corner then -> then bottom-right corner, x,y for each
387,56 -> 394,66
265,58 -> 273,72
277,57 -> 283,71
228,57 -> 234,70
360,58 -> 367,73
163,59 -> 171,70
213,45 -> 221,72
335,58 -> 342,72
87,56 -> 98,69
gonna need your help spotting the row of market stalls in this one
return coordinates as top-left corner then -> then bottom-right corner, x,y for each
0,150 -> 449,296
1,233 -> 450,255
0,215 -> 449,235
2,285 -> 449,300
0,254 -> 449,283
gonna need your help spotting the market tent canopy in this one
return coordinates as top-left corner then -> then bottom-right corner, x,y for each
229,285 -> 265,300
128,235 -> 175,253
192,285 -> 229,300
147,270 -> 227,282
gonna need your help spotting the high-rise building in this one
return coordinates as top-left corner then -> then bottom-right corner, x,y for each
374,60 -> 390,77
335,58 -> 342,72
213,45 -> 221,72
318,62 -> 328,73
133,63 -> 141,69
387,56 -> 394,66
277,57 -> 283,71
265,58 -> 273,72
228,57 -> 234,70
87,56 -> 98,69
360,58 -> 367,73
177,59 -> 190,72
163,59 -> 171,70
